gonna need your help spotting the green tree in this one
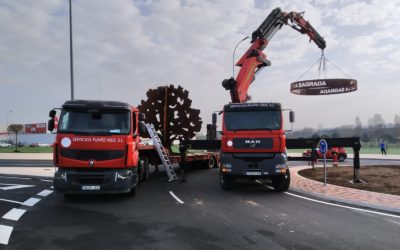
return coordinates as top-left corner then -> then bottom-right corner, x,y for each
7,124 -> 23,152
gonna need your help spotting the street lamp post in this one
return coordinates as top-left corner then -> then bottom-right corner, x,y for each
232,36 -> 249,78
69,0 -> 75,100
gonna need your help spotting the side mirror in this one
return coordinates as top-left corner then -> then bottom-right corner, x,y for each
212,113 -> 217,125
49,110 -> 56,118
138,121 -> 147,135
48,119 -> 55,132
138,113 -> 146,122
289,111 -> 295,123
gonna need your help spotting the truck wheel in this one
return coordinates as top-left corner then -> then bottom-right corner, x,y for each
208,156 -> 217,169
142,157 -> 150,181
220,172 -> 233,190
272,169 -> 290,192
338,154 -> 346,162
128,172 -> 139,196
128,187 -> 136,196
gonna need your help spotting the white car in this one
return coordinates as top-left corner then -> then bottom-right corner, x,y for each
37,142 -> 51,147
0,142 -> 12,148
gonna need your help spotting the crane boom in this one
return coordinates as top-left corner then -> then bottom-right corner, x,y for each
222,7 -> 326,103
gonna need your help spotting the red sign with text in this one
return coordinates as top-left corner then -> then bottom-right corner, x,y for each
25,123 -> 47,134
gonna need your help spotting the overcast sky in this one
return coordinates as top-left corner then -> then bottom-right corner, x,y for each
1,0 -> 399,132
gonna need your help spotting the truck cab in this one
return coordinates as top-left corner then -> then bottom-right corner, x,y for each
219,102 -> 293,191
48,100 -> 146,196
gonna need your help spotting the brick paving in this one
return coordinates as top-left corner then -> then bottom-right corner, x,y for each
290,165 -> 400,211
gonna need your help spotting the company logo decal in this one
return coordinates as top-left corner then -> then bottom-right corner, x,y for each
245,139 -> 261,147
89,160 -> 94,167
61,137 -> 72,148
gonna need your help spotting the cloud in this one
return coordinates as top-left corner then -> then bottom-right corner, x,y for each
0,0 -> 399,130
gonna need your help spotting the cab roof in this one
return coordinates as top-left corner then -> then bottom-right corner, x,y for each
62,100 -> 131,111
224,102 -> 281,112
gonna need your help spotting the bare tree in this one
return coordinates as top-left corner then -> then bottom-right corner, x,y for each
138,85 -> 202,150
354,116 -> 362,137
7,124 -> 23,152
368,114 -> 385,141
394,114 -> 400,140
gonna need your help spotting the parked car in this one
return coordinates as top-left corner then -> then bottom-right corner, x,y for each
302,147 -> 347,162
37,142 -> 51,147
0,142 -> 12,148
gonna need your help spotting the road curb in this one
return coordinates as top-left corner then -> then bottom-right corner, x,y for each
288,186 -> 400,215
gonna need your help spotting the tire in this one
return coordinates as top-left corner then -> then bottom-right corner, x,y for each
128,172 -> 139,197
142,157 -> 150,181
272,169 -> 290,192
220,172 -> 233,190
208,156 -> 217,169
128,187 -> 136,196
338,154 -> 346,162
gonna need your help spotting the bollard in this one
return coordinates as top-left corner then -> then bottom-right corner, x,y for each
332,152 -> 339,167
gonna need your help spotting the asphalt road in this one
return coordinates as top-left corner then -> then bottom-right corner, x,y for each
1,162 -> 399,249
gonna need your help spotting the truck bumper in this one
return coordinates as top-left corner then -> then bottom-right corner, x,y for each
220,152 -> 288,179
53,168 -> 137,194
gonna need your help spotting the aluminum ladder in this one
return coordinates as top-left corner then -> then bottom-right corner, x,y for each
145,123 -> 178,182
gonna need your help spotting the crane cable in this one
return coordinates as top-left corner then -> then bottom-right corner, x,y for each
296,50 -> 353,81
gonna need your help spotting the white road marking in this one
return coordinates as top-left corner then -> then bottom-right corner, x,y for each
40,179 -> 53,183
256,181 -> 400,219
0,225 -> 13,245
2,208 -> 26,221
37,189 -> 53,197
284,192 -> 400,219
169,191 -> 184,204
0,176 -> 31,180
0,183 -> 35,191
21,197 -> 41,207
0,198 -> 22,205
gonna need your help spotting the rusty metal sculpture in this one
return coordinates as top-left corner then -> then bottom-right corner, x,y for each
138,85 -> 202,149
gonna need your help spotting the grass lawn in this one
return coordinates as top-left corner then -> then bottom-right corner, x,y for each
289,147 -> 400,155
0,147 -> 53,153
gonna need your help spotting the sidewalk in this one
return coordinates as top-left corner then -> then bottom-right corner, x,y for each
0,153 -> 52,160
290,165 -> 400,213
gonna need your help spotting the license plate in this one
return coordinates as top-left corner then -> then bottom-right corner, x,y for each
244,170 -> 262,176
81,185 -> 100,191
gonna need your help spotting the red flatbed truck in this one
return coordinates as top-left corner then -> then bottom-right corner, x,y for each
48,100 -> 218,196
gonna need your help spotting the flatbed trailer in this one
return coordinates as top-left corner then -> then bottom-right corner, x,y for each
138,144 -> 219,170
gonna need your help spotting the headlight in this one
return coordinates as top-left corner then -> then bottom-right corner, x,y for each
59,172 -> 67,182
226,140 -> 233,147
222,163 -> 232,169
276,164 -> 286,169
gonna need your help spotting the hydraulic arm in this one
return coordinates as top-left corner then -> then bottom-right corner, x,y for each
222,7 -> 326,103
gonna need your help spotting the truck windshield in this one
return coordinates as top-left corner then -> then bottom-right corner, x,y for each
224,111 -> 281,131
58,109 -> 130,134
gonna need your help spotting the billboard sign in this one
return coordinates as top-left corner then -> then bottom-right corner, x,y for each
290,79 -> 357,95
25,123 -> 47,134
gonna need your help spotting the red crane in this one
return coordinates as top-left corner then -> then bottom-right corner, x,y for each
222,8 -> 326,103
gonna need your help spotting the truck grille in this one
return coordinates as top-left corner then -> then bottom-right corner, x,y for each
233,138 -> 273,149
60,149 -> 124,161
69,173 -> 106,185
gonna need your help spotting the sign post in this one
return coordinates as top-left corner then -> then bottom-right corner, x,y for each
319,139 -> 328,186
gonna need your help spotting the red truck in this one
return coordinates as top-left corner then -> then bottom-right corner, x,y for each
219,8 -> 325,191
48,100 -> 218,196
219,103 -> 294,191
